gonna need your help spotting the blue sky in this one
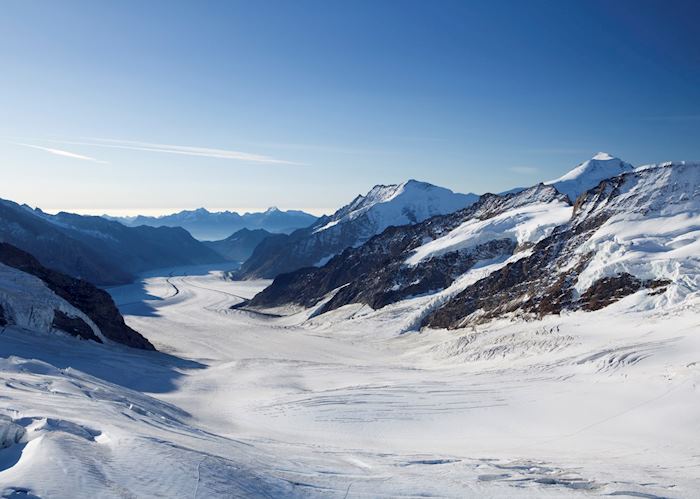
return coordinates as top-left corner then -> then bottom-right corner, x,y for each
1,0 -> 699,215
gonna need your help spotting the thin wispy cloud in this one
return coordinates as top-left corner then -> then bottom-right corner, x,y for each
52,138 -> 302,165
508,166 -> 539,174
15,143 -> 108,164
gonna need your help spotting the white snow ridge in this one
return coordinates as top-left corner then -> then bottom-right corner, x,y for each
0,156 -> 699,498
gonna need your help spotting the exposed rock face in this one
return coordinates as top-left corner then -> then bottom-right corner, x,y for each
425,162 -> 698,329
247,184 -> 568,313
424,227 -> 593,328
236,180 -> 478,279
51,310 -> 102,342
0,243 -> 154,350
0,303 -> 6,327
578,274 -> 670,311
318,239 -> 515,315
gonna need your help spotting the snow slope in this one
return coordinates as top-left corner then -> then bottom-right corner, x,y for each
406,196 -> 571,265
573,161 -> 700,306
545,152 -> 634,202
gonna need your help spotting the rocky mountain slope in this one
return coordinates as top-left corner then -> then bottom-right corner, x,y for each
246,159 -> 700,332
0,199 -> 224,285
426,161 -> 699,328
246,184 -> 570,312
236,180 -> 479,279
112,206 -> 317,240
204,228 -> 273,262
0,242 -> 154,349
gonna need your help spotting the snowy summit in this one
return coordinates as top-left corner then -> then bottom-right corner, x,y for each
546,152 -> 634,202
314,179 -> 479,234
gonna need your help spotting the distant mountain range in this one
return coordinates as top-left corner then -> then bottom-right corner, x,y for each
0,199 -> 224,285
235,180 -> 479,279
109,207 -> 318,241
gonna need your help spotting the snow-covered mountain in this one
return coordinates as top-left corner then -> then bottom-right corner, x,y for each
246,160 -> 700,330
0,242 -> 153,349
427,160 -> 700,328
112,207 -> 317,241
545,152 -> 634,202
235,180 -> 479,279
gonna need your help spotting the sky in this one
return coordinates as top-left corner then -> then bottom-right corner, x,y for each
1,0 -> 699,216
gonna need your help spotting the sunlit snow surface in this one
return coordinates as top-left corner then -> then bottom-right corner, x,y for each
406,201 -> 571,266
0,264 -> 697,498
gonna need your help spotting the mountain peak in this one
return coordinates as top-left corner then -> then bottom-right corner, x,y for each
401,178 -> 429,187
545,153 -> 634,201
592,151 -> 616,161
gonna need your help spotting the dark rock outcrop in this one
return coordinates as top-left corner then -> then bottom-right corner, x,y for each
578,273 -> 670,311
423,223 -> 596,329
0,243 -> 155,350
51,310 -> 102,342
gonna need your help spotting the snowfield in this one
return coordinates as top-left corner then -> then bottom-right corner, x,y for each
405,201 -> 571,266
0,265 -> 698,498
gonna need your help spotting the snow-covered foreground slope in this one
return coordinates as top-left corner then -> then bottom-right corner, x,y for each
0,266 -> 698,497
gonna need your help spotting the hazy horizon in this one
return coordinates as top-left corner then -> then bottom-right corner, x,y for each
38,205 -> 333,218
